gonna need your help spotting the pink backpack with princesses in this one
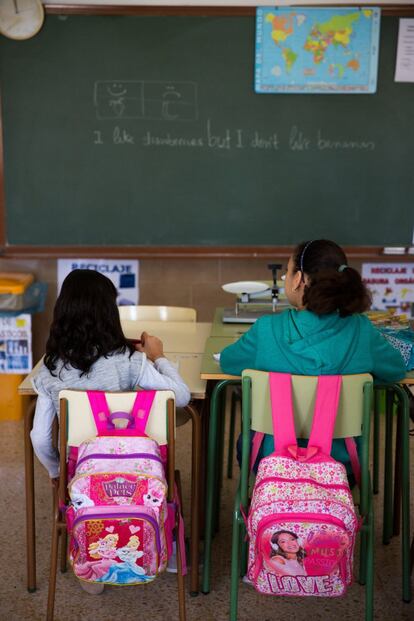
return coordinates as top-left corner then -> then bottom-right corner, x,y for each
247,373 -> 359,597
66,390 -> 184,586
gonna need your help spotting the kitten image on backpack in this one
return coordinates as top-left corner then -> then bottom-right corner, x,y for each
67,390 -> 182,587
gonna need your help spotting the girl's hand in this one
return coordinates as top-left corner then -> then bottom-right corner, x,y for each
135,332 -> 164,362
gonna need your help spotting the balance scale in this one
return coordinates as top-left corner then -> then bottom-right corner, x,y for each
222,264 -> 291,323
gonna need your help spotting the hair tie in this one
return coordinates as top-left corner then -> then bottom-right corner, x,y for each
299,240 -> 314,274
338,264 -> 348,272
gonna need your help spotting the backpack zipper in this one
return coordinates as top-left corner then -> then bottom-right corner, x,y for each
254,475 -> 352,494
76,452 -> 162,469
250,498 -> 358,531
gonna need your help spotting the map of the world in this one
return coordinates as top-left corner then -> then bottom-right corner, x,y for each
255,7 -> 380,94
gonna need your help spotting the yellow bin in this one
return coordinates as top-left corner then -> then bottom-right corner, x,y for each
0,374 -> 29,420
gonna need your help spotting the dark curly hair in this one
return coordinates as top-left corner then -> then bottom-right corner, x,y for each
293,239 -> 371,317
44,269 -> 134,376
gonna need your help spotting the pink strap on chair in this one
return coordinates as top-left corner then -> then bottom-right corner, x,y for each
268,373 -> 297,453
307,375 -> 342,455
87,390 -> 156,437
345,437 -> 361,486
268,373 -> 342,458
250,431 -> 265,471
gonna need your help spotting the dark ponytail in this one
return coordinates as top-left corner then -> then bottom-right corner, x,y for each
293,240 -> 371,317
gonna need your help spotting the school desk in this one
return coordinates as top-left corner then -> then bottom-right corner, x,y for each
200,333 -> 414,601
209,308 -> 251,338
18,320 -> 211,596
121,319 -> 212,355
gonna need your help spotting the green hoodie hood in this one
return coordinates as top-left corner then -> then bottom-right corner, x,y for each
276,310 -> 361,374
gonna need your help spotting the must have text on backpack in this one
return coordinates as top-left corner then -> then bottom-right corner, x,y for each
65,390 -> 185,586
246,373 -> 359,598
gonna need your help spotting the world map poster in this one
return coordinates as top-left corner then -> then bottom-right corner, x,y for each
255,7 -> 380,94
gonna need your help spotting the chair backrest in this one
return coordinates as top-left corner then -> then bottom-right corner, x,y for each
242,370 -> 373,438
59,389 -> 175,447
118,305 -> 196,322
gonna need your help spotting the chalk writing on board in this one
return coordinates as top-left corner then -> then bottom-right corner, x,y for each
94,81 -> 198,121
92,120 -> 375,152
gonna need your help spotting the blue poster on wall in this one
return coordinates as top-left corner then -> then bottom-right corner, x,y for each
255,7 -> 380,94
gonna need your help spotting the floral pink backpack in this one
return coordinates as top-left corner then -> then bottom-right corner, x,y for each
247,373 -> 359,597
66,390 -> 185,586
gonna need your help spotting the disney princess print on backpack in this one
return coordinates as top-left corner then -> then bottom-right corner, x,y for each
66,390 -> 182,586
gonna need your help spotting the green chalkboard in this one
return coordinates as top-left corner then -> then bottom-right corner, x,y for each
0,14 -> 413,248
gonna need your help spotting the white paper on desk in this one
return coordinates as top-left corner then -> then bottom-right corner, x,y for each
395,19 -> 414,82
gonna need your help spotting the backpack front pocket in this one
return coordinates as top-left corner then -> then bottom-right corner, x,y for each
71,505 -> 162,585
250,512 -> 352,597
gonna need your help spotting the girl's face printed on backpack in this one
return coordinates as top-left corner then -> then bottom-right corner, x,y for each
98,534 -> 119,554
276,533 -> 300,555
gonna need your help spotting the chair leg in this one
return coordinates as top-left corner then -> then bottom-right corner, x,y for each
227,390 -> 238,479
24,398 -> 37,592
60,528 -> 68,573
359,527 -> 367,586
185,404 -> 202,596
202,381 -> 228,595
230,513 -> 242,621
47,490 -> 61,621
214,388 -> 227,534
399,389 -> 411,603
175,471 -> 187,621
365,509 -> 374,621
383,391 -> 394,545
240,537 -> 248,578
393,407 -> 402,538
373,389 -> 380,495
176,530 -> 187,621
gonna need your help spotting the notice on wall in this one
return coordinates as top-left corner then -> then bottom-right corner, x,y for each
0,314 -> 32,373
362,263 -> 414,314
57,259 -> 139,306
394,18 -> 414,83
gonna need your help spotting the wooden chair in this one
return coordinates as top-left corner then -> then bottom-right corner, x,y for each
118,305 -> 196,322
47,389 -> 186,621
230,371 -> 374,621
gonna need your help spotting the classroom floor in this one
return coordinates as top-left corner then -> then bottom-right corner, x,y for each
0,412 -> 413,621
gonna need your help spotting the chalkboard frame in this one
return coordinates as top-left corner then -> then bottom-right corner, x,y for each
1,2 -> 413,259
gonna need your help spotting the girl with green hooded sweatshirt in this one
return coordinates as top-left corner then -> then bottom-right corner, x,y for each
220,239 -> 406,475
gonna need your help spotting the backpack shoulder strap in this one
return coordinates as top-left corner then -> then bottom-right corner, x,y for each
87,390 -> 156,437
307,375 -> 342,455
130,390 -> 156,435
87,391 -> 111,435
269,372 -> 297,453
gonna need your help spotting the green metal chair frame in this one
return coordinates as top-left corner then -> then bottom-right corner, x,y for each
229,372 -> 374,621
374,383 -> 411,603
202,379 -> 240,594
